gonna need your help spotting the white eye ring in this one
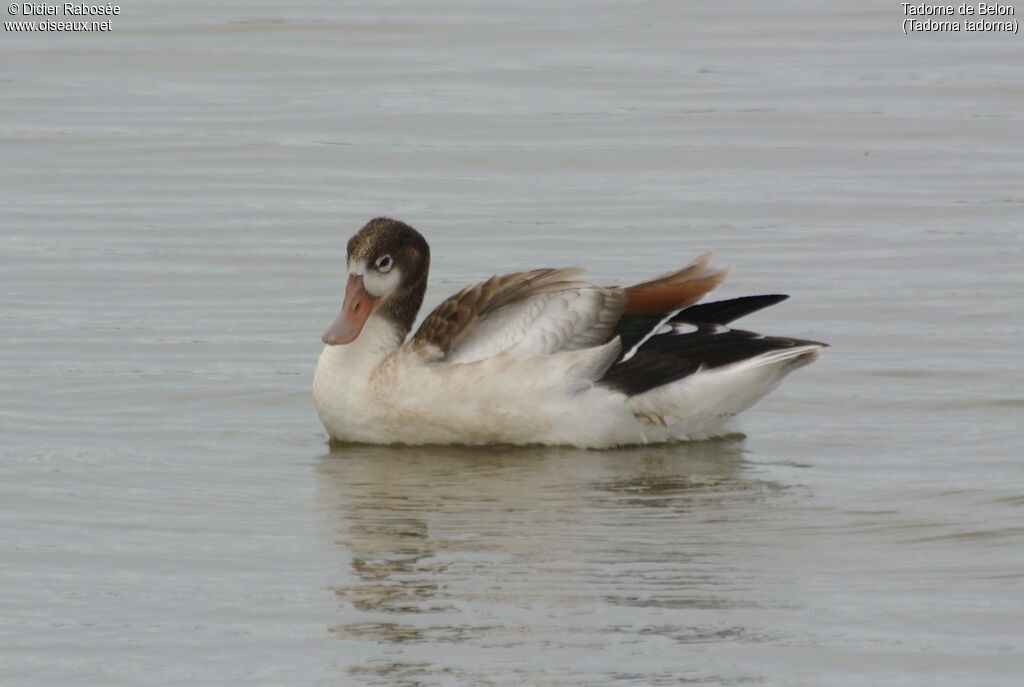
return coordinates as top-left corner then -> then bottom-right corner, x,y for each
375,255 -> 393,272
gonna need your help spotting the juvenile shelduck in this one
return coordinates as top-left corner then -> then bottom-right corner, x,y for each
313,218 -> 825,448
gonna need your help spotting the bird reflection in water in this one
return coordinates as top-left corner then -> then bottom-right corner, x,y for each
316,438 -> 780,684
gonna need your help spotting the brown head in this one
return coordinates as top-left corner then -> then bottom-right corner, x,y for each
322,218 -> 431,345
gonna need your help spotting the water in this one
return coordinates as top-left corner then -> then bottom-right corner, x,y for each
2,1 -> 1022,685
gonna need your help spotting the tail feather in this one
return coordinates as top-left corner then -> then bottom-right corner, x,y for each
624,252 -> 732,316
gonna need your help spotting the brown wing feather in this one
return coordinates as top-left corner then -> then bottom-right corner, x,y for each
411,267 -> 583,356
624,252 -> 732,316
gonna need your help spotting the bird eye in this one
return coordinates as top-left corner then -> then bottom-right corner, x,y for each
375,255 -> 393,272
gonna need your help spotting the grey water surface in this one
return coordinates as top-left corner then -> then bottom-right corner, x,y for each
2,1 -> 1022,685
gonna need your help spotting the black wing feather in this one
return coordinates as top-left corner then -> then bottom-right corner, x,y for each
600,295 -> 824,397
673,294 -> 789,325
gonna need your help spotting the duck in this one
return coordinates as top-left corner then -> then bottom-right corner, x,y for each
313,217 -> 825,448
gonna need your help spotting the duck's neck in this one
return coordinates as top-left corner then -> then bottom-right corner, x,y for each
376,277 -> 427,345
342,314 -> 405,364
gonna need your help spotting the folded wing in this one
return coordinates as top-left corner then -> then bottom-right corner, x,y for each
409,268 -> 627,364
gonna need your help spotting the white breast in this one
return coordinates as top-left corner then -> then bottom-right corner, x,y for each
314,332 -> 644,447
